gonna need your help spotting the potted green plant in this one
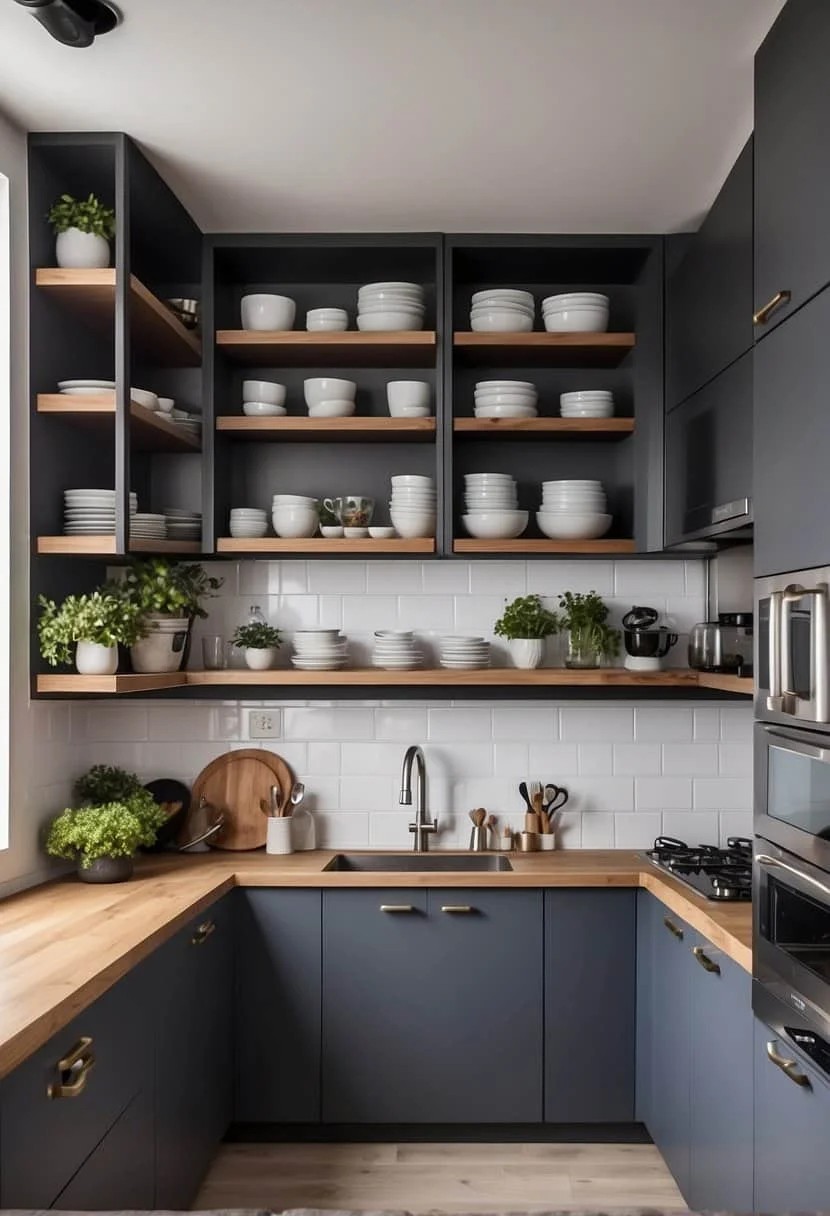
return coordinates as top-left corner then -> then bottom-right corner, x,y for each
494,594 -> 560,669
558,590 -> 621,669
111,559 -> 223,673
37,592 -> 144,675
48,192 -> 116,269
46,788 -> 166,883
74,764 -> 145,804
230,621 -> 282,670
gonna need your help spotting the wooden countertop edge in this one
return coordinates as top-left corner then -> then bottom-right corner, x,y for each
0,851 -> 751,1080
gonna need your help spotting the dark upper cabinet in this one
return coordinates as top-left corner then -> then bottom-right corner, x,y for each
664,350 -> 752,545
666,138 -> 754,409
754,281 -> 830,575
755,0 -> 830,334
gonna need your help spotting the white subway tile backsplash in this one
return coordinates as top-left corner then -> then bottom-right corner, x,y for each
238,561 -> 279,595
560,707 -> 634,743
662,743 -> 719,776
71,705 -> 149,743
428,706 -> 491,742
340,775 -> 397,811
340,741 -> 413,775
366,561 -> 421,596
493,742 -> 529,777
614,560 -> 686,597
395,594 -> 454,631
308,561 -> 367,595
693,777 -> 753,811
662,810 -> 719,843
307,741 -> 341,774
636,707 -> 693,743
635,776 -> 693,810
569,776 -> 634,812
341,595 -> 398,633
468,561 -> 527,597
718,811 -> 754,844
527,742 -> 579,773
720,707 -> 754,743
283,706 -> 374,740
555,811 -> 582,848
492,706 -> 557,741
693,707 -> 721,742
614,812 -> 663,849
317,812 -> 369,848
578,743 -> 614,776
531,561 -> 615,597
421,562 -> 469,594
374,707 -> 429,741
613,743 -> 661,776
579,811 -> 616,848
719,743 -> 754,778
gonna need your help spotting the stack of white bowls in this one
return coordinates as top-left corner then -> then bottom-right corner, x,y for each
130,513 -> 167,541
306,308 -> 348,332
372,630 -> 423,670
164,508 -> 201,540
537,480 -> 612,540
230,508 -> 268,539
560,390 -> 614,419
470,289 -> 534,333
272,494 -> 319,539
291,629 -> 349,670
462,473 -> 528,539
243,379 -> 286,418
438,635 -> 491,669
542,293 -> 610,333
357,282 -> 424,332
64,489 -> 137,535
304,377 -> 357,418
474,380 -> 538,420
389,475 -> 436,539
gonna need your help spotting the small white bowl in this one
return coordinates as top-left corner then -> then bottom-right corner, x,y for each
272,494 -> 318,507
390,404 -> 431,418
474,392 -> 538,407
131,387 -> 159,410
241,293 -> 296,331
308,399 -> 356,418
462,510 -> 529,539
536,511 -> 612,540
230,523 -> 268,539
369,526 -> 396,539
243,401 -> 287,417
357,312 -> 424,332
272,508 -> 319,539
389,511 -> 434,539
243,379 -> 286,406
391,474 -> 434,487
543,306 -> 609,333
470,311 -> 533,333
387,380 -> 430,411
343,526 -> 369,538
304,377 -> 357,407
156,397 -> 174,413
320,525 -> 344,538
474,404 -> 537,419
306,308 -> 348,331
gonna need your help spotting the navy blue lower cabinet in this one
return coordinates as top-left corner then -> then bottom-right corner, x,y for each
235,889 -> 322,1122
544,889 -> 636,1122
634,890 -> 655,1126
754,1016 -> 830,1211
52,1088 -> 154,1210
322,889 -> 543,1122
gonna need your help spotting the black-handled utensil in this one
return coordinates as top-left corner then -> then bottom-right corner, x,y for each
519,781 -> 534,812
543,783 -> 569,814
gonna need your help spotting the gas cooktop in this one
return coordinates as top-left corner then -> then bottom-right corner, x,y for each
644,835 -> 753,902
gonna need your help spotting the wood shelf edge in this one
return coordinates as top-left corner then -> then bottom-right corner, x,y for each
696,672 -> 754,696
215,537 -> 435,555
36,672 -> 188,694
453,538 -> 637,554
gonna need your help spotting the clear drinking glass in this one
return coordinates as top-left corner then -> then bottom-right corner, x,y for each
201,636 -> 226,670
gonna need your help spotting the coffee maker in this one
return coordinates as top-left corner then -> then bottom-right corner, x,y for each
622,606 -> 678,672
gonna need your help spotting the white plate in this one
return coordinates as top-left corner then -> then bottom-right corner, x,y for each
58,379 -> 116,390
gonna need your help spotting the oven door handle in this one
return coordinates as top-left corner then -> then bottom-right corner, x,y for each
780,584 -> 829,720
756,853 -> 830,900
766,589 -> 785,713
762,724 -> 830,761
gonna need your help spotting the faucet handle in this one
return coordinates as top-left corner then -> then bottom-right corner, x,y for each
426,817 -> 438,834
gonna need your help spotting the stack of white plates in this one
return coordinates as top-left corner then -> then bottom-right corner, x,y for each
560,390 -> 614,418
58,379 -> 115,396
291,629 -> 349,670
389,475 -> 436,539
64,489 -> 137,534
230,508 -> 268,539
371,630 -> 424,669
470,289 -> 534,333
164,508 -> 202,540
462,473 -> 528,539
537,480 -> 612,540
439,635 -> 491,669
357,282 -> 424,332
474,380 -> 538,420
130,513 -> 167,540
542,293 -> 610,333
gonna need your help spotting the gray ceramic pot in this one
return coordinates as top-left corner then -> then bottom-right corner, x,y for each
77,856 -> 134,883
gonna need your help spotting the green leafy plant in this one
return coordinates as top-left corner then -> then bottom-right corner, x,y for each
37,592 -> 144,667
494,594 -> 560,640
47,192 -> 115,239
110,559 -> 223,621
46,801 -> 165,867
74,764 -> 143,805
557,590 -> 621,661
231,622 -> 282,650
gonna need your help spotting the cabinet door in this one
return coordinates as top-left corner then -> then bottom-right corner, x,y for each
755,0 -> 830,333
635,890 -> 655,1126
322,889 -> 543,1122
544,889 -> 635,1122
754,1017 -> 830,1210
646,903 -> 692,1199
664,351 -> 752,545
687,933 -> 753,1213
754,283 -> 830,575
52,1089 -> 154,1211
235,889 -> 322,1122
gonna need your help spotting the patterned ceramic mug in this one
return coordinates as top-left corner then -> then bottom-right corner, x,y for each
322,496 -> 375,527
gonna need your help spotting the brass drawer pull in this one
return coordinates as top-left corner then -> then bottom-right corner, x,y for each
766,1040 -> 812,1089
663,916 -> 684,941
753,289 -> 791,325
380,904 -> 414,913
441,905 -> 475,914
191,919 -> 216,945
693,945 -> 721,975
47,1036 -> 95,1100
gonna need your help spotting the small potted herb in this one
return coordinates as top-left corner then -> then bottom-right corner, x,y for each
110,559 -> 223,673
231,621 -> 283,670
74,764 -> 145,805
558,590 -> 621,669
494,594 -> 560,669
46,792 -> 166,883
37,592 -> 144,675
48,192 -> 116,269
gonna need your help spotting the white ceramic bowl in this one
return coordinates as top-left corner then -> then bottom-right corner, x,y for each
391,474 -> 434,487
272,507 -> 319,538
241,293 -> 296,331
462,510 -> 528,539
309,399 -> 356,417
560,390 -> 613,403
472,288 -> 534,306
389,510 -> 435,539
243,379 -> 286,406
475,404 -> 537,419
343,526 -> 369,538
243,401 -> 287,417
357,312 -> 423,332
230,522 -> 268,539
471,304 -> 533,320
536,511 -> 612,539
131,387 -> 158,410
390,404 -> 431,418
561,406 -> 614,418
306,308 -> 348,332
320,525 -> 344,538
543,305 -> 609,333
476,379 -> 535,389
387,380 -> 430,411
360,281 -> 423,298
470,311 -> 533,333
272,493 -> 318,506
474,391 -> 538,407
156,397 -> 174,413
544,292 -> 609,306
368,526 -> 396,539
304,377 -> 357,407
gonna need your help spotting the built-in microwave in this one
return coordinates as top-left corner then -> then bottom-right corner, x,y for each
756,569 -> 830,726
755,720 -> 830,870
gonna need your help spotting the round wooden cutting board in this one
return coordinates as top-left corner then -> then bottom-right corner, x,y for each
185,749 -> 294,851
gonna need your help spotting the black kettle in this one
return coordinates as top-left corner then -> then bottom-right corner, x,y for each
622,606 -> 678,659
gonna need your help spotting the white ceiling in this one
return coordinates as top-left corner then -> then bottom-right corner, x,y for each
0,0 -> 784,234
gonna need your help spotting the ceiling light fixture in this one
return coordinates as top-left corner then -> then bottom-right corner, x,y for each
13,0 -> 121,47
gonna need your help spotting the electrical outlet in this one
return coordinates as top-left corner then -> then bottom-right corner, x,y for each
248,710 -> 281,739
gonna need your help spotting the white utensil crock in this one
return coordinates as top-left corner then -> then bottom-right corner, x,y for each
266,817 -> 294,855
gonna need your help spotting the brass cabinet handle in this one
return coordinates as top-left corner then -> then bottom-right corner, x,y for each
380,904 -> 414,913
663,916 -> 684,941
441,905 -> 475,914
191,919 -> 216,945
753,289 -> 791,325
766,1040 -> 812,1089
47,1036 -> 95,1100
692,945 -> 721,975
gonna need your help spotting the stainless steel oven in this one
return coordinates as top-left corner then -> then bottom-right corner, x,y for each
756,568 -> 830,726
755,721 -> 830,869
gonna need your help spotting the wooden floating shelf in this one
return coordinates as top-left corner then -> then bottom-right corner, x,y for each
35,269 -> 201,367
36,536 -> 202,556
216,416 -> 435,443
454,332 -> 636,367
454,417 -> 634,440
35,672 -> 188,695
215,330 -> 436,367
454,538 -> 637,555
697,672 -> 754,695
216,537 -> 435,555
37,394 -> 201,453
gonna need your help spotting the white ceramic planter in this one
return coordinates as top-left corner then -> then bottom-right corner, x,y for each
56,227 -> 110,269
508,638 -> 544,669
75,641 -> 118,675
266,817 -> 293,855
244,647 -> 277,671
130,618 -> 189,674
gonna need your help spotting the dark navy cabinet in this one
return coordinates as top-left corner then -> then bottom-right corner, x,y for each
52,1089 -> 154,1210
322,889 -> 543,1122
544,889 -> 636,1122
235,889 -> 322,1123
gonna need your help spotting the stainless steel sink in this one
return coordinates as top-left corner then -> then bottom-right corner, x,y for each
323,853 -> 513,873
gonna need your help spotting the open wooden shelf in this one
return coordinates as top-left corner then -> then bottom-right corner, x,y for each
697,672 -> 754,695
216,416 -> 435,442
35,672 -> 188,695
454,417 -> 634,440
454,538 -> 637,555
454,332 -> 636,367
35,269 -> 201,367
215,330 -> 436,367
36,536 -> 202,556
37,394 -> 201,453
216,537 -> 435,555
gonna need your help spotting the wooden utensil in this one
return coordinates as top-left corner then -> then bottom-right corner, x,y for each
469,807 -> 487,827
525,810 -> 540,833
182,748 -> 294,851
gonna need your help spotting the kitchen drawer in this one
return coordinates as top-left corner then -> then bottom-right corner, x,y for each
52,1088 -> 154,1210
0,962 -> 149,1209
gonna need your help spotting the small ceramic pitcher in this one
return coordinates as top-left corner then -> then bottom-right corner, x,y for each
322,496 -> 375,527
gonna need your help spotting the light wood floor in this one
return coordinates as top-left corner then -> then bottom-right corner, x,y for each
195,1142 -> 686,1212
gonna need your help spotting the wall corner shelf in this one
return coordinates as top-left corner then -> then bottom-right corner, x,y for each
453,418 -> 634,440
216,416 -> 436,443
37,394 -> 201,454
215,330 -> 437,367
453,331 -> 636,366
36,537 -> 203,556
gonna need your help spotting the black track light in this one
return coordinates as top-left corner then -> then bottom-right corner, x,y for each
13,0 -> 120,47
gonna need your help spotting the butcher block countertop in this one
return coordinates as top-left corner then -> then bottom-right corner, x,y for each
0,849 -> 752,1081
